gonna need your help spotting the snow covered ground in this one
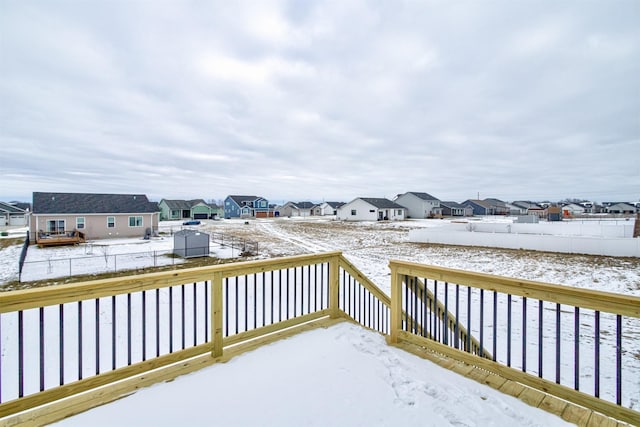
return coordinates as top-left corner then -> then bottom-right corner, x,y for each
52,322 -> 572,427
1,218 -> 638,425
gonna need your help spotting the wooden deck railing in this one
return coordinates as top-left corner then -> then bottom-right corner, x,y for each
0,251 -> 395,424
389,259 -> 640,425
1,252 -> 638,425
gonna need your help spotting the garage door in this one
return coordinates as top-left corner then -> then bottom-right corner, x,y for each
9,215 -> 25,226
193,213 -> 208,219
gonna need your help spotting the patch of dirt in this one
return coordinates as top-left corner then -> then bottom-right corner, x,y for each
0,237 -> 24,250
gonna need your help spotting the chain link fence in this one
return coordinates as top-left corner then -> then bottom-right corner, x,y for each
19,233 -> 260,283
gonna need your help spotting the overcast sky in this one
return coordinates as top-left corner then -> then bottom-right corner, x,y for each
1,0 -> 639,204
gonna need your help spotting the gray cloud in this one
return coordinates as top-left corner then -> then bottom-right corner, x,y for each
1,0 -> 638,204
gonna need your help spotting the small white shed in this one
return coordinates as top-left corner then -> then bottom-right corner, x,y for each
173,229 -> 210,258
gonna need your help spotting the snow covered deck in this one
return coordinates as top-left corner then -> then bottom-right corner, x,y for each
1,250 -> 638,426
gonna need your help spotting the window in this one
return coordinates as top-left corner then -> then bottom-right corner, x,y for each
260,201 -> 267,207
351,209 -> 357,216
128,216 -> 143,227
397,210 -> 402,215
107,217 -> 115,228
369,209 -> 375,213
47,219 -> 65,233
76,217 -> 85,229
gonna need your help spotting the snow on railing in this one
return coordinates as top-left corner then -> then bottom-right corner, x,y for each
0,251 -> 392,422
389,260 -> 640,425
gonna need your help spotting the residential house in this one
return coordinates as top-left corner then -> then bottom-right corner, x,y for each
461,199 -> 509,216
224,195 -> 272,219
605,202 -> 637,214
337,198 -> 406,221
484,198 -> 510,215
505,203 -> 527,216
578,201 -> 600,214
561,203 -> 586,217
30,192 -> 160,242
394,192 -> 442,218
313,202 -> 345,216
440,201 -> 472,217
159,199 -> 221,220
0,201 -> 28,226
279,201 -> 316,217
512,201 -> 546,218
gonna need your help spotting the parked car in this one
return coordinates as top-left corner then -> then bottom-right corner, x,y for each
182,220 -> 201,225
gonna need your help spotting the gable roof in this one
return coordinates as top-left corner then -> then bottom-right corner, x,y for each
484,198 -> 507,207
406,192 -> 439,201
440,201 -> 466,209
607,202 -> 636,210
227,195 -> 264,205
512,201 -> 544,210
33,192 -> 159,214
325,201 -> 345,208
463,199 -> 492,209
162,199 -> 207,210
0,201 -> 26,214
359,198 -> 405,209
295,201 -> 316,209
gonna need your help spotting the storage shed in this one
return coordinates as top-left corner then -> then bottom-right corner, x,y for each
173,229 -> 210,258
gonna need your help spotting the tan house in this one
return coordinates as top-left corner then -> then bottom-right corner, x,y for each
30,192 -> 160,244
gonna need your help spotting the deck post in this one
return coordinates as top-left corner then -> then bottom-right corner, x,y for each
329,253 -> 341,318
389,262 -> 402,344
211,271 -> 223,357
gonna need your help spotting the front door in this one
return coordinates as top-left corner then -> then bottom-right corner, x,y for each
378,211 -> 384,220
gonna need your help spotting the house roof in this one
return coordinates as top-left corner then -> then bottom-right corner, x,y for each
227,195 -> 264,204
484,198 -> 507,207
406,192 -> 439,201
607,202 -> 636,210
512,201 -> 544,210
440,201 -> 466,209
295,202 -> 316,209
359,198 -> 405,209
162,199 -> 207,210
325,201 -> 345,208
33,192 -> 159,214
463,199 -> 492,209
0,201 -> 26,214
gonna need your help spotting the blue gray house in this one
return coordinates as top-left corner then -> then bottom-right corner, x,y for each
224,195 -> 272,219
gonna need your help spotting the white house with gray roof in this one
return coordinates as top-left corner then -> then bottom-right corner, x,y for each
313,201 -> 345,216
337,198 -> 406,221
394,192 -> 442,218
30,192 -> 160,242
278,201 -> 316,217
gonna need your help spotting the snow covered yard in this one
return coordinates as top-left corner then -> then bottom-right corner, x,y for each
0,222 -> 238,287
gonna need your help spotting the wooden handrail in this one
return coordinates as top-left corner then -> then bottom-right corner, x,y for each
0,251 -> 343,313
389,260 -> 640,318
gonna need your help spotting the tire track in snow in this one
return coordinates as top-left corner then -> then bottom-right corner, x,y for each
255,221 -> 333,253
